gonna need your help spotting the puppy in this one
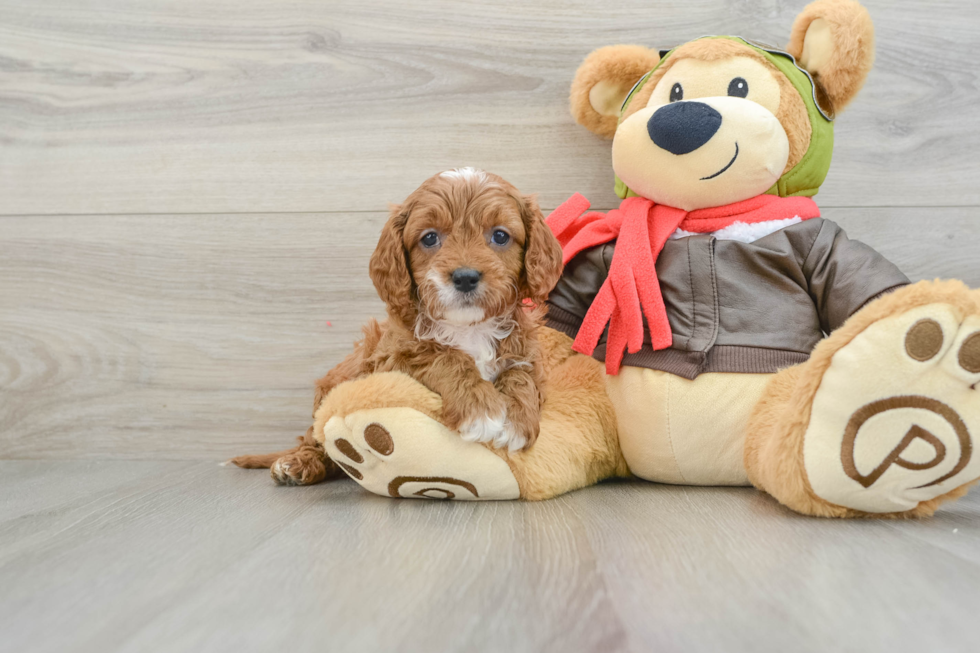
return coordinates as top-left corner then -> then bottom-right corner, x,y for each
231,168 -> 564,485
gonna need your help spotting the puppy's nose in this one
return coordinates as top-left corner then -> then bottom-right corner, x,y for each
452,268 -> 482,293
647,101 -> 722,155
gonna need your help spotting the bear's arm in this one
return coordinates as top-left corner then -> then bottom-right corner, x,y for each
544,243 -> 613,339
802,219 -> 910,334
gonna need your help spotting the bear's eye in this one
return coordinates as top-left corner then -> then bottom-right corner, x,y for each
420,231 -> 440,248
727,77 -> 749,98
669,82 -> 684,102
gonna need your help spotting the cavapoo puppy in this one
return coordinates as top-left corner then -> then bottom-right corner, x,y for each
231,168 -> 564,485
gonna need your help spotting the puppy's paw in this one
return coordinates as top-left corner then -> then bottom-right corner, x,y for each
496,398 -> 541,452
445,382 -> 511,447
270,446 -> 330,486
460,415 -> 536,451
496,423 -> 528,452
270,458 -> 297,485
459,411 -> 508,445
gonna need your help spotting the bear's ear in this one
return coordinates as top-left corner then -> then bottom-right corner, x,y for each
570,45 -> 661,139
786,0 -> 875,115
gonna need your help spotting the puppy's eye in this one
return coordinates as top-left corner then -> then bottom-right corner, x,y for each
669,82 -> 684,102
420,231 -> 440,248
491,230 -> 510,246
727,77 -> 749,98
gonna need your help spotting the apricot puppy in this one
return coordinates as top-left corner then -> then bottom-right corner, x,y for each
231,168 -> 563,484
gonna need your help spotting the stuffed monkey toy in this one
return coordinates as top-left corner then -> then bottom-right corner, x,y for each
308,0 -> 980,517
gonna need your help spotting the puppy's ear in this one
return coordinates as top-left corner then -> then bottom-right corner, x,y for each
571,45 -> 661,139
518,194 -> 564,305
786,0 -> 875,115
369,203 -> 417,327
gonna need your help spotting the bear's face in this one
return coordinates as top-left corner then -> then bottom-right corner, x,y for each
612,41 -> 811,210
570,0 -> 876,211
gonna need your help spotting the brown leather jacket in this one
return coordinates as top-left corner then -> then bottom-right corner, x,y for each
545,218 -> 909,379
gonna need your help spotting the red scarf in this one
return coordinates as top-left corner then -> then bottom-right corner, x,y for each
546,193 -> 821,374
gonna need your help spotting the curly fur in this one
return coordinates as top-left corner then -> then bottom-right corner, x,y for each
309,329 -> 630,501
230,170 -> 564,482
415,314 -> 519,382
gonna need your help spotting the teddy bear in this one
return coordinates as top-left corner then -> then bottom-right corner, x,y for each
310,0 -> 980,518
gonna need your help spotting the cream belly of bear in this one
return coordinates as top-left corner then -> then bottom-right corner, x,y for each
605,368 -> 773,485
601,219 -> 802,485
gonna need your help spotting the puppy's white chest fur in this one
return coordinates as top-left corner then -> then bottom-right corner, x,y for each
416,316 -> 515,381
453,326 -> 502,382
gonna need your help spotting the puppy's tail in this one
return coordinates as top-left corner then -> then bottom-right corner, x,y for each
224,435 -> 307,469
226,452 -> 285,469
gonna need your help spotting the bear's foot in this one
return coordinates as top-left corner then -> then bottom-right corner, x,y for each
804,300 -> 980,514
320,407 -> 521,501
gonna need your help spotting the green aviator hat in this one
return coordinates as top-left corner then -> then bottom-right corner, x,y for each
614,36 -> 835,201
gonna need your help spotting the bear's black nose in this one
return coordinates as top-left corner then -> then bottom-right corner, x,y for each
647,101 -> 722,155
452,268 -> 482,293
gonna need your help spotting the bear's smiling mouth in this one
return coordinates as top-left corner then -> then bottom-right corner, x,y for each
700,142 -> 739,181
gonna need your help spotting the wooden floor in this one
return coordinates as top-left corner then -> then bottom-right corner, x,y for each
2,0 -> 980,651
1,461 -> 978,653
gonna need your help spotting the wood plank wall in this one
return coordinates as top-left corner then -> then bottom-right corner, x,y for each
2,0 -> 978,459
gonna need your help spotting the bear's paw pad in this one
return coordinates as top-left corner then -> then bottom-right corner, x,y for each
804,304 -> 980,513
321,408 -> 521,501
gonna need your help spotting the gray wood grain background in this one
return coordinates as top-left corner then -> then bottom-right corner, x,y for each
2,0 -> 978,460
